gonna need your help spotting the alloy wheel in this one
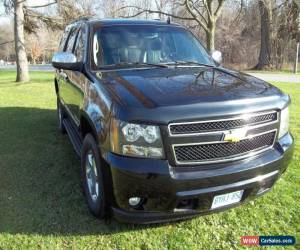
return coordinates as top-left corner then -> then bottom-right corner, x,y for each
85,150 -> 99,202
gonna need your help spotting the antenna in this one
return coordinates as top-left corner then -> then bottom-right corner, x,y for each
167,16 -> 171,24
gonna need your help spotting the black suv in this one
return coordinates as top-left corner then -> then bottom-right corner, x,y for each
52,18 -> 294,223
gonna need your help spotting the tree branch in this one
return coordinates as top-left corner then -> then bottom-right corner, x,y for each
26,1 -> 57,9
187,0 -> 209,25
25,9 -> 63,22
0,40 -> 14,46
230,0 -> 245,26
203,0 -> 212,18
214,0 -> 226,17
184,0 -> 208,31
119,6 -> 195,20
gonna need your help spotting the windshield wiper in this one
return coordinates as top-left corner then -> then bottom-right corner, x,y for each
165,61 -> 215,68
138,62 -> 169,68
107,62 -> 168,68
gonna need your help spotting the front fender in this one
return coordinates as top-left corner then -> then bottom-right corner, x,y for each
80,80 -> 113,149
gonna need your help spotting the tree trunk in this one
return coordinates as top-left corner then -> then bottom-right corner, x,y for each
254,0 -> 271,70
14,0 -> 29,82
206,20 -> 215,53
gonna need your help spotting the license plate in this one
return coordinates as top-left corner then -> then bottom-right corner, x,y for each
211,190 -> 244,209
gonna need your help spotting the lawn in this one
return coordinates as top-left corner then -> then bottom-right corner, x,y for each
0,71 -> 299,250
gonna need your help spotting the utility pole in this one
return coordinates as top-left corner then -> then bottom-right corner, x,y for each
294,4 -> 300,74
294,42 -> 299,74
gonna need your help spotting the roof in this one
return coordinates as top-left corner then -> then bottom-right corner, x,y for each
80,18 -> 182,27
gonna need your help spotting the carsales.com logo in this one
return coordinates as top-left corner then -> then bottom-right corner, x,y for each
241,236 -> 296,246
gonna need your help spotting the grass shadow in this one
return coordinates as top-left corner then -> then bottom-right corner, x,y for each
0,107 -> 165,236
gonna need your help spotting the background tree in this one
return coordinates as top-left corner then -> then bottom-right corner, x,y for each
0,22 -> 14,62
0,0 -> 97,82
255,0 -> 300,69
2,0 -> 59,82
28,40 -> 42,64
254,0 -> 271,69
3,0 -> 30,82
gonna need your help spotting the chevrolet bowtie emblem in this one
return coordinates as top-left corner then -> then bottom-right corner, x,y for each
223,128 -> 248,143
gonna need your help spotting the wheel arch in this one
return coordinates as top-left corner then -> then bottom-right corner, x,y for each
80,112 -> 99,143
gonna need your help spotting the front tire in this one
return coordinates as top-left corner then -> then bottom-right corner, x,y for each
81,134 -> 108,219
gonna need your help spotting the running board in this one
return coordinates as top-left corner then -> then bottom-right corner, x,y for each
63,118 -> 82,157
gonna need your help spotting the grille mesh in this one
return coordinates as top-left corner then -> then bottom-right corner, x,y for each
170,112 -> 277,135
174,131 -> 275,163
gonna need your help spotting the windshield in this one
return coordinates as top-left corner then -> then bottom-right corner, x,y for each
92,25 -> 214,68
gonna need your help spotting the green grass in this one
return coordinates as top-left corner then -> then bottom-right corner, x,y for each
0,71 -> 299,250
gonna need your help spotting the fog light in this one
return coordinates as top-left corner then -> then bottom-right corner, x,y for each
129,197 -> 141,207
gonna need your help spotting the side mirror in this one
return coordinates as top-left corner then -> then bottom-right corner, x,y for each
211,50 -> 222,64
52,52 -> 83,71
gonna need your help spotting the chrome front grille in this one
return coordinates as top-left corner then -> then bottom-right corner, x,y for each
173,131 -> 276,164
168,111 -> 278,165
169,111 -> 277,136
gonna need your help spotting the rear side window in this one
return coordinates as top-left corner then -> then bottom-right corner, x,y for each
65,28 -> 79,53
74,27 -> 86,62
58,30 -> 69,52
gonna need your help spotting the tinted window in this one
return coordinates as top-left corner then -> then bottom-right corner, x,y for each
92,25 -> 214,68
74,28 -> 85,61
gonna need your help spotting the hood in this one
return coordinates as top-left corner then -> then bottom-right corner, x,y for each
95,67 -> 282,109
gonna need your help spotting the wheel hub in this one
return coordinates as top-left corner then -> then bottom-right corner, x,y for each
85,151 -> 99,202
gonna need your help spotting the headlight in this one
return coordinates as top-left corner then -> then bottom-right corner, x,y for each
279,107 -> 289,138
110,119 -> 164,158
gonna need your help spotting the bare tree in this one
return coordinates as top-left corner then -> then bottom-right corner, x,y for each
3,0 -> 30,82
24,0 -> 94,31
1,0 -> 98,82
2,0 -> 59,82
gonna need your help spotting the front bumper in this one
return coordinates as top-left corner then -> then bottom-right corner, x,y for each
103,133 -> 294,224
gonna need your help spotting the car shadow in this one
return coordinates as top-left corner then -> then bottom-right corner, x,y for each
0,107 -> 172,236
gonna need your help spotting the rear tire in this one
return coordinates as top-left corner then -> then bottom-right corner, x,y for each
57,98 -> 66,134
81,133 -> 108,219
